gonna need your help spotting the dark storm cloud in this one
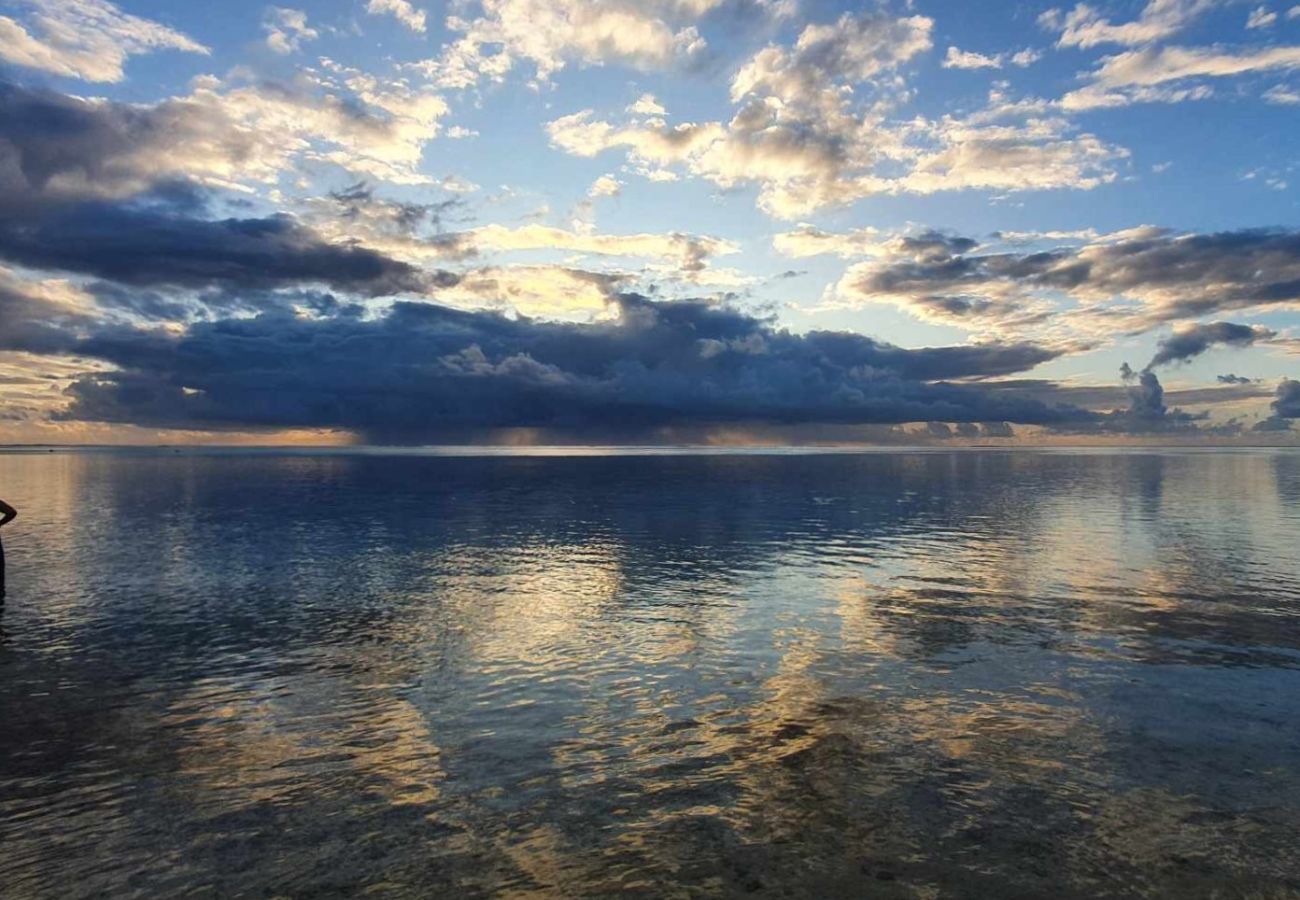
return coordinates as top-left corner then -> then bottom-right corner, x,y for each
1044,364 -> 1208,435
327,182 -> 460,233
797,330 -> 1064,380
51,294 -> 1094,440
1275,379 -> 1300,418
1146,322 -> 1274,369
1122,367 -> 1171,420
0,277 -> 89,354
0,79 -> 212,214
847,227 -> 1300,326
971,369 -> 1280,436
0,201 -> 455,295
896,231 -> 981,263
1249,379 -> 1298,437
0,80 -> 458,297
322,181 -> 473,258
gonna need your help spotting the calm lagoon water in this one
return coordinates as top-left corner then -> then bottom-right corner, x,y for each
2,448 -> 1299,898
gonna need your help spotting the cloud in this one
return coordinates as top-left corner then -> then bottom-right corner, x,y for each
1216,373 -> 1255,384
1045,364 -> 1213,434
1247,5 -> 1278,28
264,7 -> 318,54
1063,44 -> 1300,108
547,11 -> 1122,217
0,75 -> 449,207
43,294 -> 1088,440
942,46 -> 1041,70
627,93 -> 667,116
296,184 -> 745,290
295,182 -> 475,264
465,223 -> 737,267
440,265 -> 625,317
827,226 -> 1300,336
888,114 -> 1123,197
0,197 -> 453,297
0,0 -> 208,82
1092,44 -> 1300,87
1121,366 -> 1173,420
943,47 -> 1002,70
1146,321 -> 1276,368
421,0 -> 755,87
1040,0 -> 1218,49
730,10 -> 934,103
773,225 -> 884,258
1274,379 -> 1300,417
545,9 -> 934,215
588,174 -> 622,197
366,0 -> 426,33
0,266 -> 97,354
1263,83 -> 1300,103
1253,378 -> 1300,430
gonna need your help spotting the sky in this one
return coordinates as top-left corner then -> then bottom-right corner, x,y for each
0,0 -> 1298,445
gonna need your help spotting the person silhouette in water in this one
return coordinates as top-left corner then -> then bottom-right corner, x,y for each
0,498 -> 15,601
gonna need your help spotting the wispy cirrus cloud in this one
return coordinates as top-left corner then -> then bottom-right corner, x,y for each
1063,43 -> 1300,109
1039,0 -> 1220,49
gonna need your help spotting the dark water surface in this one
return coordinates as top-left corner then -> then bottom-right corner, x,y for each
2,449 -> 1300,898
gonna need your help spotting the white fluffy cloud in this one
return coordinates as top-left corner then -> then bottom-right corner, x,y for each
0,0 -> 208,82
627,93 -> 667,115
588,174 -> 622,197
548,10 -> 1123,220
417,0 -> 797,88
421,0 -> 726,87
263,7 -> 318,55
366,0 -> 427,33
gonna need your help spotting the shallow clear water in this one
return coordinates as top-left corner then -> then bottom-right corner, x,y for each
2,448 -> 1299,898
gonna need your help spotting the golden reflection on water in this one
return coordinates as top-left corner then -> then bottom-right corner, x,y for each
1,450 -> 1299,897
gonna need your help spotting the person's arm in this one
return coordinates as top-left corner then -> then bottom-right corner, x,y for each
0,499 -> 16,528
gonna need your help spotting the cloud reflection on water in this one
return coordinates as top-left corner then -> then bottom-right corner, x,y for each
1,450 -> 1298,897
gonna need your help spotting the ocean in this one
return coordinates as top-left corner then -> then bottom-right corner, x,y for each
1,448 -> 1299,897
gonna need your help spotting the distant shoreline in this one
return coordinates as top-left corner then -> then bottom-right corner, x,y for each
3,444 -> 1299,457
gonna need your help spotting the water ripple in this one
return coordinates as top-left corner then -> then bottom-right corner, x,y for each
1,449 -> 1299,897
